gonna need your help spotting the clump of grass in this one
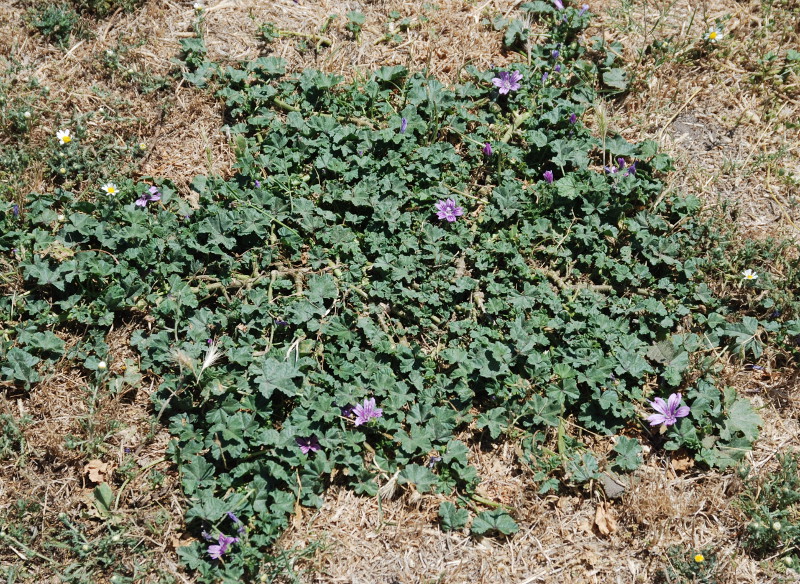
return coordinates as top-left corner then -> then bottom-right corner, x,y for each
26,3 -> 85,48
738,453 -> 800,563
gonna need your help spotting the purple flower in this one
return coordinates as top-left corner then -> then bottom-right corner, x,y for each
352,397 -> 383,426
541,72 -> 549,83
543,170 -> 554,183
135,185 -> 162,207
400,117 -> 408,134
11,204 -> 19,217
551,49 -> 560,59
254,180 -> 261,188
579,4 -> 589,16
340,404 -> 355,418
569,113 -> 578,124
553,0 -> 564,10
482,142 -> 493,156
296,435 -> 321,454
647,393 -> 690,427
626,162 -> 637,176
492,70 -> 523,95
226,512 -> 245,533
554,64 -> 562,73
435,198 -> 465,223
207,534 -> 239,560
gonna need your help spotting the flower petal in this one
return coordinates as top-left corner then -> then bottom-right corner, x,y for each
667,393 -> 682,413
675,405 -> 690,418
649,397 -> 668,415
647,413 -> 666,426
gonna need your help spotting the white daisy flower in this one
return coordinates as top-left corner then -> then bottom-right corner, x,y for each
97,361 -> 107,370
101,183 -> 118,195
56,129 -> 72,144
742,269 -> 758,280
23,111 -> 31,119
704,27 -> 722,43
193,2 -> 204,11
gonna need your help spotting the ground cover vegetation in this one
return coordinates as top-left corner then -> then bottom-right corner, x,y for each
2,0 -> 800,582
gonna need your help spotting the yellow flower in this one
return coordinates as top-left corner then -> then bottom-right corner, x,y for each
56,129 -> 72,144
694,554 -> 705,563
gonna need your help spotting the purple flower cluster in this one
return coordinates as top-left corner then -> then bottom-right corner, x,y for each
135,185 -> 162,207
492,70 -> 523,95
543,170 -> 554,183
435,198 -> 465,223
605,158 -> 636,176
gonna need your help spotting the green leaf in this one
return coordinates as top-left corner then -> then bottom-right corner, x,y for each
566,451 -> 600,483
181,456 -> 216,495
93,483 -> 114,518
721,397 -> 761,443
471,508 -> 519,536
2,348 -> 40,384
602,68 -> 628,90
612,436 -> 642,471
250,357 -> 301,399
398,464 -> 438,494
439,502 -> 469,531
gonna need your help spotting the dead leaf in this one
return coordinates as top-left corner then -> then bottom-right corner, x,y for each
84,459 -> 111,484
670,456 -> 694,472
594,502 -> 618,536
169,533 -> 195,550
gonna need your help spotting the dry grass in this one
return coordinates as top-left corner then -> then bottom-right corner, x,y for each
1,0 -> 799,582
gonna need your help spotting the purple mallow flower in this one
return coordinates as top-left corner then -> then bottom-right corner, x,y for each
226,511 -> 245,534
483,142 -> 493,156
135,185 -> 162,207
296,435 -> 321,454
400,117 -> 408,134
254,180 -> 261,188
551,50 -> 560,59
543,170 -> 554,183
569,113 -> 578,124
435,198 -> 465,223
579,4 -> 589,16
553,0 -> 564,9
207,534 -> 239,560
647,393 -> 690,427
606,159 -> 636,176
352,397 -> 383,426
541,72 -> 549,83
492,70 -> 523,95
554,64 -> 562,73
